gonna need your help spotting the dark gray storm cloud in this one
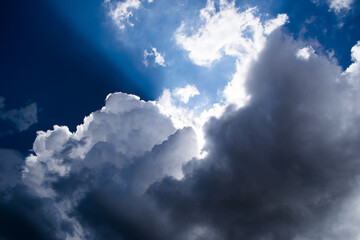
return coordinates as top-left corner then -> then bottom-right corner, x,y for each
0,149 -> 72,240
148,32 -> 360,240
2,31 -> 360,240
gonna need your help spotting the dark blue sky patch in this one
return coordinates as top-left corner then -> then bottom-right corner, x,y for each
0,0 -> 151,152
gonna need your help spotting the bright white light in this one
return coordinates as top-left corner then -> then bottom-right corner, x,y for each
173,85 -> 200,103
156,0 -> 288,158
175,1 -> 288,67
296,46 -> 315,60
343,41 -> 360,84
351,41 -> 360,62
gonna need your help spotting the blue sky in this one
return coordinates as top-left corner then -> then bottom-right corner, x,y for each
2,0 -> 359,154
1,0 -> 360,239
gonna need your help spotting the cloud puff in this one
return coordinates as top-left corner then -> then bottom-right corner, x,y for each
0,97 -> 38,132
21,92 -> 198,238
296,46 -> 316,60
173,85 -> 200,104
144,47 -> 166,67
342,40 -> 360,83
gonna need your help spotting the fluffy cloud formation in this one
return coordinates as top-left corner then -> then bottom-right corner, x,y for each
344,40 -> 360,73
0,97 -> 38,132
144,47 -> 166,67
23,93 -> 186,196
149,33 -> 360,240
3,4 -> 360,238
155,1 -> 288,155
0,32 -> 356,240
175,1 -> 288,67
175,0 -> 288,107
20,92 -> 198,238
342,40 -> 360,85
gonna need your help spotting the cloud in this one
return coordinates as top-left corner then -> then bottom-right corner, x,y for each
2,6 -> 360,238
20,92 -> 198,238
10,32 -> 360,239
23,92 -> 180,196
153,1 -> 289,157
174,0 -> 288,108
175,1 -> 288,67
148,33 -> 360,240
328,0 -> 354,13
296,46 -> 316,60
0,149 -> 72,240
144,47 -> 166,67
342,40 -> 360,83
173,85 -> 200,104
105,0 -> 141,29
0,97 -> 38,132
351,41 -> 360,62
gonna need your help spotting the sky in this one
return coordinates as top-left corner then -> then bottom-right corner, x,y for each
1,0 -> 360,239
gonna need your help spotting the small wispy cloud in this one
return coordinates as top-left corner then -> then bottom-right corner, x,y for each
0,97 -> 38,132
144,47 -> 166,67
105,0 -> 141,29
328,0 -> 354,13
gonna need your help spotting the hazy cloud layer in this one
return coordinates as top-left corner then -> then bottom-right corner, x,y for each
328,0 -> 354,13
0,97 -> 38,133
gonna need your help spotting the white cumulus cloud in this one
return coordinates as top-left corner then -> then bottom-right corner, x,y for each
23,92 -> 198,197
342,41 -> 360,84
22,92 -> 199,238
